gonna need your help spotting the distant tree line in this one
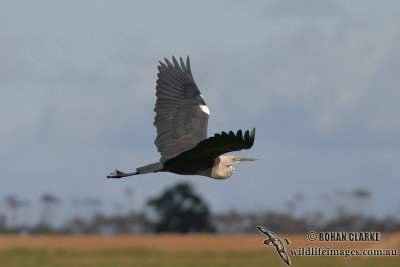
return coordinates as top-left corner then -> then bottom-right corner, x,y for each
0,183 -> 399,234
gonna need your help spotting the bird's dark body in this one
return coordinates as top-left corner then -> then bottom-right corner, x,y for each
162,128 -> 255,175
162,156 -> 214,176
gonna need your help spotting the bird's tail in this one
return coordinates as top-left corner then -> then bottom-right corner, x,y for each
107,162 -> 163,179
136,162 -> 164,174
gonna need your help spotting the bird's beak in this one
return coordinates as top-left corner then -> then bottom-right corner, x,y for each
237,158 -> 257,162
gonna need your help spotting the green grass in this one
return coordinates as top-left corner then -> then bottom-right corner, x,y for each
0,248 -> 399,267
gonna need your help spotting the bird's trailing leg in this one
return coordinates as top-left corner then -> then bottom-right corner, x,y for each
107,169 -> 138,179
107,162 -> 163,179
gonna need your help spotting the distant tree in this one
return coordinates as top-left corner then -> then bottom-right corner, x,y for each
40,193 -> 60,227
4,195 -> 28,229
5,195 -> 19,228
0,213 -> 6,231
147,182 -> 215,233
350,188 -> 371,216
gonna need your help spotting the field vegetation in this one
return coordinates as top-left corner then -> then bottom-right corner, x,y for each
0,234 -> 399,267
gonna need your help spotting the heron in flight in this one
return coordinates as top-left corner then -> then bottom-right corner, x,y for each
107,56 -> 256,180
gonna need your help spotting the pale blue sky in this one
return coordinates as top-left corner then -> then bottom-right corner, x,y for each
1,0 -> 400,225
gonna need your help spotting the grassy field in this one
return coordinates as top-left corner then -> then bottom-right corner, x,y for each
0,234 -> 399,267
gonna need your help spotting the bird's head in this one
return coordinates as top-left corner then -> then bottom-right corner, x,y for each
216,155 -> 256,178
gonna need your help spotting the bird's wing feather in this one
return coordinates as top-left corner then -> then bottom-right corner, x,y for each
170,128 -> 255,162
154,56 -> 209,163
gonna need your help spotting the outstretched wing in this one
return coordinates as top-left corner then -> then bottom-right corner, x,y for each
170,128 -> 255,162
257,226 -> 274,239
154,56 -> 209,163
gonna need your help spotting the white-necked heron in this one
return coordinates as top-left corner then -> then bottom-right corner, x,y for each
108,56 -> 256,180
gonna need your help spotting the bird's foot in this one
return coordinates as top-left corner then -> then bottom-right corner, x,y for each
263,238 -> 273,246
107,169 -> 131,179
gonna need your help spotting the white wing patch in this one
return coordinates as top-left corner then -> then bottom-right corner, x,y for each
199,105 -> 210,115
